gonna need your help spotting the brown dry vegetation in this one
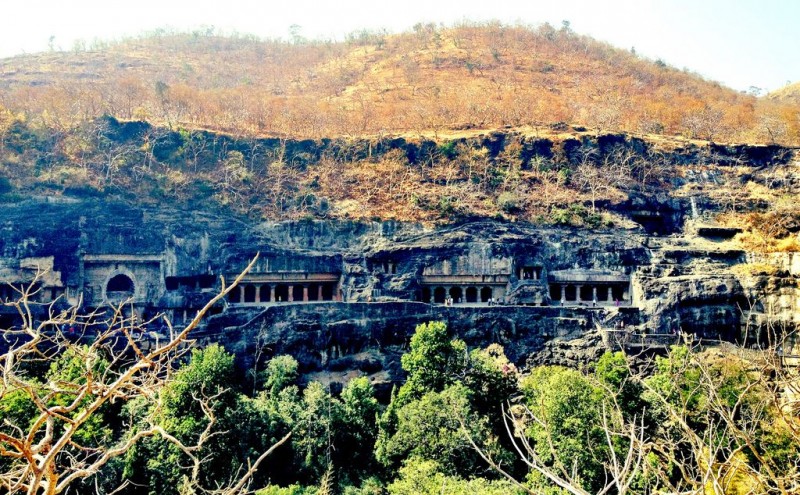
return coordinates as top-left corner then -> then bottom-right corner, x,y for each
0,22 -> 798,145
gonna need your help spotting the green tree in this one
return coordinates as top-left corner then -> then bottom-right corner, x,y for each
264,354 -> 300,397
376,383 -> 507,477
387,458 -> 519,495
398,321 -> 467,403
124,344 -> 241,493
335,377 -> 381,484
594,351 -> 645,421
463,343 -> 518,418
519,366 -> 609,492
293,381 -> 339,482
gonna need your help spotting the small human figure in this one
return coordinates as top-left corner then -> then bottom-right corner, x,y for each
614,298 -> 620,307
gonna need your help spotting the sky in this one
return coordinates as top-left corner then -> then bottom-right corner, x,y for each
1,0 -> 797,93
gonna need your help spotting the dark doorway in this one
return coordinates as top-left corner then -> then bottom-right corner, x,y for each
228,286 -> 241,303
422,287 -> 432,303
275,285 -> 289,302
107,274 -> 135,300
244,285 -> 256,303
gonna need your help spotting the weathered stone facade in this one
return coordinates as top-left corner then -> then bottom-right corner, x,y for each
1,196 -> 797,387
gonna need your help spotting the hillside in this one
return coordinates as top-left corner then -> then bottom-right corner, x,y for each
768,81 -> 800,105
3,22 -> 800,495
0,22 -> 797,145
0,22 -> 799,245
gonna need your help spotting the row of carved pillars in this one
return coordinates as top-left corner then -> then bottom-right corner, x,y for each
229,283 -> 338,304
549,283 -> 628,305
421,286 -> 496,304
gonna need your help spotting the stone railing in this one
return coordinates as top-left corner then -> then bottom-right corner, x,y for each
601,329 -> 680,351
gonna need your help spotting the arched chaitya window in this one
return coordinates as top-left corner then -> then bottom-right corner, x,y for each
106,274 -> 135,301
107,274 -> 134,292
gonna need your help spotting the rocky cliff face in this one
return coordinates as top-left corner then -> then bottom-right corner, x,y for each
3,192 -> 798,386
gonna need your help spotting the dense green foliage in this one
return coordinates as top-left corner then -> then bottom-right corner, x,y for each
2,322 -> 799,494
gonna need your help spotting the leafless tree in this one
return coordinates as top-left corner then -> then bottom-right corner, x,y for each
572,145 -> 633,212
0,256 -> 291,495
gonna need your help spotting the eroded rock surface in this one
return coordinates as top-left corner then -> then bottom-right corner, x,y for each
1,197 -> 797,386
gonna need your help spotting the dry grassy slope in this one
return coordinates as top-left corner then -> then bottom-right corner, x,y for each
768,82 -> 800,105
0,25 -> 797,144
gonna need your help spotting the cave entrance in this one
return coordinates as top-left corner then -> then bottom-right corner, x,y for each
243,285 -> 256,303
480,287 -> 492,303
275,284 -> 289,302
421,287 -> 432,303
449,287 -> 463,303
229,286 -> 241,303
465,287 -> 478,303
564,285 -> 577,302
106,274 -> 135,300
433,287 -> 446,304
322,284 -> 335,301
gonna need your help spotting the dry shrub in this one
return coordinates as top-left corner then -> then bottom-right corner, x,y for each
730,262 -> 779,277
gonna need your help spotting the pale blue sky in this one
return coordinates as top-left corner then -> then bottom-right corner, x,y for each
1,0 -> 797,93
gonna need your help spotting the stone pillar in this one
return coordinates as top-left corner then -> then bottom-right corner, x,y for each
239,285 -> 246,304
270,285 -> 276,303
607,286 -> 614,303
560,284 -> 566,304
303,285 -> 309,302
255,284 -> 261,303
430,289 -> 435,304
592,286 -> 598,304
318,285 -> 324,301
574,285 -> 582,302
288,285 -> 294,302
